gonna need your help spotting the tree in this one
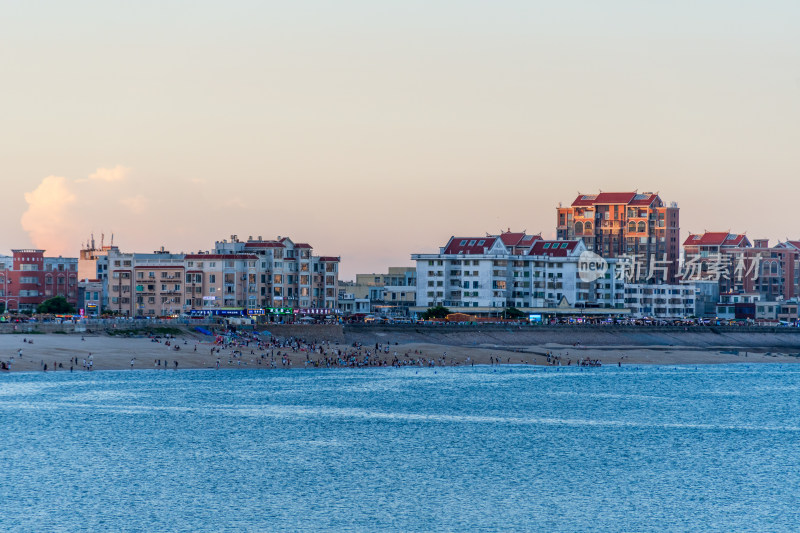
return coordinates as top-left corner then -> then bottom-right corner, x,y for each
504,307 -> 525,319
421,305 -> 450,320
36,296 -> 76,315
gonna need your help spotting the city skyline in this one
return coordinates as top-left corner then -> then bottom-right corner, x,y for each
3,1 -> 799,279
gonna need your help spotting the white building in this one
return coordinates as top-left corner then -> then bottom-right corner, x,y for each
411,231 -> 627,316
623,283 -> 697,318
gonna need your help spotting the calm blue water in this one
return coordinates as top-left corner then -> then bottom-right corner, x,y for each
2,364 -> 800,532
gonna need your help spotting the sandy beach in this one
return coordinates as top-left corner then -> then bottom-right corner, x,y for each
2,329 -> 799,372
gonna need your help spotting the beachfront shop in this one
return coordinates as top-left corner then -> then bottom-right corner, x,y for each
247,307 -> 294,321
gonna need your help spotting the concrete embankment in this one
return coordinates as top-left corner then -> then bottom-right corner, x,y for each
339,324 -> 800,351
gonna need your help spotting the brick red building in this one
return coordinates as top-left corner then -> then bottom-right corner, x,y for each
682,232 -> 800,302
0,249 -> 78,312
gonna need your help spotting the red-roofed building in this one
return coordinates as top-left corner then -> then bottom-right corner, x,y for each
411,230 -> 628,314
528,240 -> 581,257
442,237 -> 499,255
556,191 -> 680,283
682,232 -> 800,310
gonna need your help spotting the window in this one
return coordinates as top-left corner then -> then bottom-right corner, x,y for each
478,240 -> 485,246
543,243 -> 550,249
460,240 -> 467,246
209,274 -> 216,283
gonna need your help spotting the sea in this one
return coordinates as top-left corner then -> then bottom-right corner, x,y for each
2,364 -> 800,532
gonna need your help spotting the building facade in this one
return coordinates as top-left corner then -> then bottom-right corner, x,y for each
105,235 -> 341,317
682,233 -> 800,307
351,267 -> 417,316
0,250 -> 78,312
214,235 -> 340,311
411,230 -> 627,316
623,283 -> 697,319
78,279 -> 104,316
557,192 -> 680,283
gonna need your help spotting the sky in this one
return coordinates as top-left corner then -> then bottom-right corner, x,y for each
1,0 -> 798,279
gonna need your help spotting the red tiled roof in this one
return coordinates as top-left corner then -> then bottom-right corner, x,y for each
319,256 -> 340,262
529,240 -> 579,257
783,241 -> 800,251
499,232 -> 527,246
571,192 -> 637,206
683,232 -> 749,247
628,194 -> 659,206
294,243 -> 312,249
443,237 -> 497,255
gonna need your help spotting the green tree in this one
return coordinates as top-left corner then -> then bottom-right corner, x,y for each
504,307 -> 525,319
36,296 -> 76,315
421,305 -> 450,320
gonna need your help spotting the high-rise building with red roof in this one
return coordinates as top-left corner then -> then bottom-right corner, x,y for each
556,191 -> 680,283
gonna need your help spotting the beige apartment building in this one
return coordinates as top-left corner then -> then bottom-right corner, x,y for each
351,267 -> 417,315
105,235 -> 340,317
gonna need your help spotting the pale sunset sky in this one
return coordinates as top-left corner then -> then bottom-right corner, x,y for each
1,1 -> 798,278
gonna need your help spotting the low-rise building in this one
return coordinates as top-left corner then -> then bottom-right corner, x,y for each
0,250 -> 78,312
78,279 -> 104,316
716,293 -> 760,321
623,283 -> 697,318
351,267 -> 416,316
104,234 -> 341,317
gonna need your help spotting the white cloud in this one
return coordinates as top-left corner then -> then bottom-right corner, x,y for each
88,165 -> 131,182
120,195 -> 148,214
20,176 -> 77,255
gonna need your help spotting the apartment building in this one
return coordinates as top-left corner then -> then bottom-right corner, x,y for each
351,267 -> 417,316
0,250 -> 78,312
106,250 -> 191,316
556,192 -> 680,283
623,283 -> 697,319
683,233 -> 800,305
105,235 -> 341,317
411,230 -> 628,316
214,235 -> 340,311
78,279 -> 104,316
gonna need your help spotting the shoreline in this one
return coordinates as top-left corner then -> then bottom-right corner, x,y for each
2,332 -> 799,373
